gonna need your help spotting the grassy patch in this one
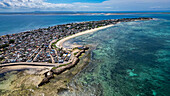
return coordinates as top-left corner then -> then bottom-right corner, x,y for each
79,53 -> 85,59
58,64 -> 68,67
56,39 -> 61,42
52,67 -> 57,70
74,52 -> 78,56
51,39 -> 61,49
72,47 -> 78,50
0,57 -> 4,61
0,44 -> 9,49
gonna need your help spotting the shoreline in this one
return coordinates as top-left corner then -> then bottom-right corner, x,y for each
56,24 -> 114,50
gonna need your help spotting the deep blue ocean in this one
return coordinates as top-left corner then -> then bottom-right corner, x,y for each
0,14 -> 169,36
0,14 -> 170,96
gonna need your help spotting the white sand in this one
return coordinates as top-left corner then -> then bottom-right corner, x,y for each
56,24 -> 114,49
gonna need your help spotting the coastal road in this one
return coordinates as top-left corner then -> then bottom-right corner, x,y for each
49,39 -> 58,49
0,61 -> 72,68
0,62 -> 57,67
49,52 -> 55,63
27,47 -> 40,62
33,48 -> 43,61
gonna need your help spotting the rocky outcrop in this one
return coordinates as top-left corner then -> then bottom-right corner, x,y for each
38,71 -> 54,86
83,46 -> 89,50
38,77 -> 49,86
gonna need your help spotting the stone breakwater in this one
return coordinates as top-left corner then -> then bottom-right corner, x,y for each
38,47 -> 89,86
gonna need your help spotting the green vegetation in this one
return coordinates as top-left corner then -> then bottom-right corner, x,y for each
0,39 -> 15,48
58,64 -> 68,67
51,43 -> 57,49
59,53 -> 63,57
97,26 -> 102,28
51,39 -> 61,49
74,52 -> 78,56
52,62 -> 72,70
79,53 -> 85,59
58,47 -> 63,52
52,67 -> 57,70
72,47 -> 82,51
2,48 -> 8,51
48,60 -> 52,63
88,24 -> 92,27
0,44 -> 9,49
9,39 -> 15,44
72,47 -> 78,50
0,57 -> 4,61
56,39 -> 61,42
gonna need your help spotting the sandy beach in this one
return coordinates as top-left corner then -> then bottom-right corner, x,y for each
56,24 -> 114,49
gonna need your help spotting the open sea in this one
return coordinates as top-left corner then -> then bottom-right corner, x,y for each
0,14 -> 170,96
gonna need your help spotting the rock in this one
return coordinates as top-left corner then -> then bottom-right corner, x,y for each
51,68 -> 66,75
83,46 -> 89,50
46,71 -> 54,79
38,77 -> 49,86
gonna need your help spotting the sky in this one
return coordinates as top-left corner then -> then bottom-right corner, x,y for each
0,0 -> 170,12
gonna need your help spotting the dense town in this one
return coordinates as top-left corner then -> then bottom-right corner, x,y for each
0,17 -> 152,64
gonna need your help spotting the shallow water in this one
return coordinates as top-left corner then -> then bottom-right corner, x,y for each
62,17 -> 170,96
0,71 -> 18,91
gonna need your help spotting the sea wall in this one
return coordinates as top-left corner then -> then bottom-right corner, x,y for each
38,47 -> 88,86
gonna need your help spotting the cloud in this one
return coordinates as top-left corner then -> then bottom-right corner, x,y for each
0,0 -> 74,10
0,0 -> 170,11
73,0 -> 170,11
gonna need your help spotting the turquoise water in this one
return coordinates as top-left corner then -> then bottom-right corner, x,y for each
62,15 -> 170,96
0,14 -> 170,95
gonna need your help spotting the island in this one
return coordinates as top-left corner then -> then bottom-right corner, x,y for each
0,17 -> 153,87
